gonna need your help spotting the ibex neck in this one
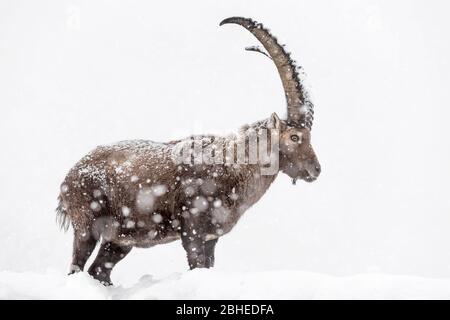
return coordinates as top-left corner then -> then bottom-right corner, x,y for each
225,118 -> 279,214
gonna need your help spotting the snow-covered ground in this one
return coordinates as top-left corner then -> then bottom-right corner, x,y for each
3,269 -> 450,300
1,0 -> 450,299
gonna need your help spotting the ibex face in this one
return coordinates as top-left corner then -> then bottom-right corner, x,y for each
278,120 -> 320,184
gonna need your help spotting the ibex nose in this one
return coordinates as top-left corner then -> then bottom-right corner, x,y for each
305,162 -> 321,181
314,164 -> 321,174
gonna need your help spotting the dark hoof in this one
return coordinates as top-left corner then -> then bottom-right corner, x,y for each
99,280 -> 113,286
68,264 -> 82,275
88,268 -> 112,286
90,275 -> 113,286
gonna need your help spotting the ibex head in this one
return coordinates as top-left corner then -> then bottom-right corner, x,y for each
220,17 -> 321,184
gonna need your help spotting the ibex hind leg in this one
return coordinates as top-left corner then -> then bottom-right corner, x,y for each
88,242 -> 132,286
69,227 -> 98,274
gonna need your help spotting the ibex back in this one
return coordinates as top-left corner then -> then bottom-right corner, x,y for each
57,17 -> 321,285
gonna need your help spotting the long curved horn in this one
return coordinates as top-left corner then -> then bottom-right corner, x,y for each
220,17 -> 314,129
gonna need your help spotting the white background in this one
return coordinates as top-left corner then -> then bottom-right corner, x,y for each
1,0 -> 450,287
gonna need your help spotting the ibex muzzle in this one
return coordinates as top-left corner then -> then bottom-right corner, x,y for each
57,17 -> 320,285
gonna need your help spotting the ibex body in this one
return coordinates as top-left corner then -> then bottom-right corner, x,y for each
57,17 -> 321,285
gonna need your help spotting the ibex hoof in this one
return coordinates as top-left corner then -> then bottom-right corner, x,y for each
68,264 -> 82,274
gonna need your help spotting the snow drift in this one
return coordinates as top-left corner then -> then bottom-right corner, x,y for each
2,269 -> 450,300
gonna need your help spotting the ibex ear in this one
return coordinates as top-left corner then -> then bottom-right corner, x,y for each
269,112 -> 282,130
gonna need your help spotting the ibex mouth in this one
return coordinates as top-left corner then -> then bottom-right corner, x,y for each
292,175 -> 316,185
293,170 -> 318,184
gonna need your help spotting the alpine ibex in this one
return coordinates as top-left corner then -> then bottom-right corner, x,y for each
57,17 -> 321,285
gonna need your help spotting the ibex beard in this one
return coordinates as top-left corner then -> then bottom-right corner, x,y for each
57,17 -> 321,285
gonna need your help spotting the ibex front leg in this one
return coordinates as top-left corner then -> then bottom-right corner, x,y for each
204,238 -> 218,268
180,213 -> 218,269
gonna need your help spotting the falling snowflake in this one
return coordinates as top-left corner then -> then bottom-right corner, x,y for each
152,184 -> 167,197
61,184 -> 69,193
121,206 -> 131,217
148,230 -> 158,239
126,220 -> 136,228
93,189 -> 102,198
136,188 -> 155,214
193,196 -> 209,212
152,213 -> 163,224
90,201 -> 101,212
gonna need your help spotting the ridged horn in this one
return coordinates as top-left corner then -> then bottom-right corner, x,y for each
220,17 -> 314,129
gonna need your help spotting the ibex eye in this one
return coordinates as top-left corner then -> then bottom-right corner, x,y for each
290,135 -> 300,142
